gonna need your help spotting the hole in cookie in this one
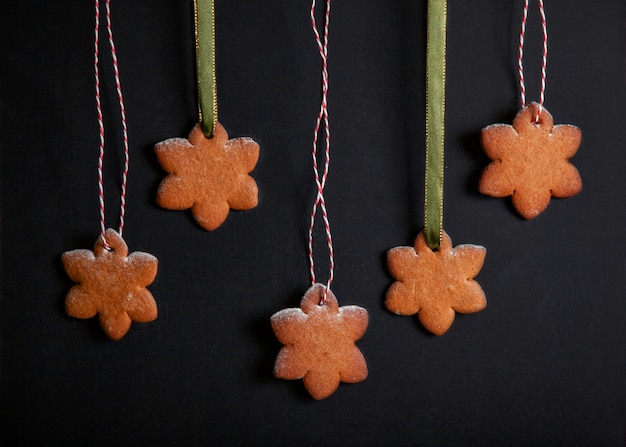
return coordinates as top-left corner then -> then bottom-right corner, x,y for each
101,243 -> 113,252
531,113 -> 544,126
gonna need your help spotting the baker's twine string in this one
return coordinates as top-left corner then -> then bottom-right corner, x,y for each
95,0 -> 130,250
518,0 -> 548,123
307,0 -> 334,305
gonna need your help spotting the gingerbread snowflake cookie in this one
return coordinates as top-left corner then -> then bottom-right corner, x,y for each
386,231 -> 486,335
479,102 -> 582,219
155,122 -> 259,230
271,284 -> 368,400
62,229 -> 158,340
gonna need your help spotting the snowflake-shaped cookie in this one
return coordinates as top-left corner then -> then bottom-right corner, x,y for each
62,229 -> 158,340
386,230 -> 486,335
479,102 -> 582,219
155,122 -> 259,230
271,284 -> 368,400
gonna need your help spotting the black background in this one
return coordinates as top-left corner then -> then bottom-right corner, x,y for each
2,1 -> 625,446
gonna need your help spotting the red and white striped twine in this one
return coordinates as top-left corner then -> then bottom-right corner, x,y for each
95,0 -> 130,250
518,0 -> 548,123
307,0 -> 334,305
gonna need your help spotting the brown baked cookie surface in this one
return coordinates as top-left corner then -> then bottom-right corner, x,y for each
271,283 -> 368,400
386,231 -> 486,336
62,229 -> 158,340
479,102 -> 582,219
155,122 -> 259,231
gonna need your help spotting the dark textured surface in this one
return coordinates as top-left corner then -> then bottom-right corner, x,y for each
1,1 -> 625,445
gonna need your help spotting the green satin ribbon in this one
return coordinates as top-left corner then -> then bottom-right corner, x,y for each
194,0 -> 218,138
424,0 -> 447,250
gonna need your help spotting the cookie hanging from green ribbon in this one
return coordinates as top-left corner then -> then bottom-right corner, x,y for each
384,0 -> 487,335
155,0 -> 260,230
